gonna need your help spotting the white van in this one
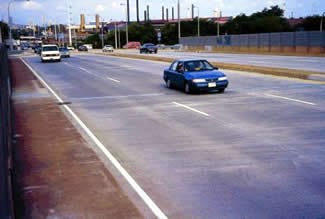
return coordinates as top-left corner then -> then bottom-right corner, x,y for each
41,45 -> 61,62
83,44 -> 93,50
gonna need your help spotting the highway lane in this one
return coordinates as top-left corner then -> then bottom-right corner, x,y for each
23,54 -> 325,218
118,49 -> 325,72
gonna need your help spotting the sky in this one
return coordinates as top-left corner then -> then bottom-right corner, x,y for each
0,0 -> 324,25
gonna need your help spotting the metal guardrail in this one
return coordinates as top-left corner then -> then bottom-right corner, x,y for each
0,43 -> 12,219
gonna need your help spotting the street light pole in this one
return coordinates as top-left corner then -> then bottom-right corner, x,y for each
114,22 -> 118,49
68,3 -> 72,46
321,12 -> 325,32
121,3 -> 128,49
101,19 -> 104,48
8,0 -> 30,51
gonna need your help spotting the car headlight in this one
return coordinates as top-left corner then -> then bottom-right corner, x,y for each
218,76 -> 227,81
192,79 -> 206,83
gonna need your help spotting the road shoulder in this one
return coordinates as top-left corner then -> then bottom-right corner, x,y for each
10,58 -> 143,218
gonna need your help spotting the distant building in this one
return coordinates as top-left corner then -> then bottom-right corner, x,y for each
287,18 -> 304,27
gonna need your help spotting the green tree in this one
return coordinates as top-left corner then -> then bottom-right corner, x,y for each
83,33 -> 101,48
223,5 -> 291,34
295,15 -> 322,31
0,22 -> 9,40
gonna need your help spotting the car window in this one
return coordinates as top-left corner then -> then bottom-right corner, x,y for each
184,60 -> 214,72
42,46 -> 58,52
170,61 -> 178,71
176,62 -> 184,73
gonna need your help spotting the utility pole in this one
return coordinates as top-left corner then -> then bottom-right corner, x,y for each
178,0 -> 181,41
193,5 -> 200,37
136,0 -> 139,23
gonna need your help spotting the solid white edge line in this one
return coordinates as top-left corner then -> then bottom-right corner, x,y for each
20,58 -> 168,219
265,94 -> 316,106
107,77 -> 121,83
172,101 -> 210,117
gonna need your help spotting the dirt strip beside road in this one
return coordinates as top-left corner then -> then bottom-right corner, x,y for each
10,58 -> 143,219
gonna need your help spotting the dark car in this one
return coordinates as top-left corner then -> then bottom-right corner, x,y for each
163,59 -> 229,94
78,45 -> 88,51
140,43 -> 158,54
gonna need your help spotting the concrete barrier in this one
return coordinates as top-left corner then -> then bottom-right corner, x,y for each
92,51 -> 325,83
0,44 -> 13,219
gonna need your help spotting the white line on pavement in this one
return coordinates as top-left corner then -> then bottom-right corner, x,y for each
106,77 -> 120,83
265,94 -> 316,106
21,58 -> 168,219
63,62 -> 74,67
172,101 -> 210,117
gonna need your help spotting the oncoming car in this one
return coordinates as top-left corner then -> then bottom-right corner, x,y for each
102,45 -> 114,52
163,59 -> 228,94
41,45 -> 61,62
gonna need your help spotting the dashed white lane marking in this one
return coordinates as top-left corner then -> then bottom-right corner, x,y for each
172,101 -> 210,117
71,93 -> 165,101
63,62 -> 74,67
21,58 -> 168,219
265,94 -> 316,106
106,77 -> 120,83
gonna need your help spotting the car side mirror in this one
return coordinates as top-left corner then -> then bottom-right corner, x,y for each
214,67 -> 219,70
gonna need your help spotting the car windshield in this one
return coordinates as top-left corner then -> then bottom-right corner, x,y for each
144,44 -> 154,47
184,60 -> 215,72
59,48 -> 68,51
43,46 -> 58,52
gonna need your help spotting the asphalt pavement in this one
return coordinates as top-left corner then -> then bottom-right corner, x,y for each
117,49 -> 325,73
23,54 -> 325,219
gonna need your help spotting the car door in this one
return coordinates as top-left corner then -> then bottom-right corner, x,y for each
175,61 -> 186,88
165,61 -> 178,85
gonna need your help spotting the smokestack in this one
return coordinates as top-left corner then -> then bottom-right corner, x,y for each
96,14 -> 100,32
80,14 -> 85,32
192,4 -> 194,19
172,7 -> 174,20
136,0 -> 139,23
166,8 -> 169,21
147,5 -> 150,20
127,0 -> 130,23
144,10 -> 147,21
162,6 -> 164,20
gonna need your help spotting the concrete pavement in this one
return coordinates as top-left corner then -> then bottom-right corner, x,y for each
21,54 -> 325,218
10,58 -> 144,219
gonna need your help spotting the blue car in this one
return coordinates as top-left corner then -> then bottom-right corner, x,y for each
163,59 -> 229,94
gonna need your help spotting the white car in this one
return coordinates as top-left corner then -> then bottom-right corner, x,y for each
41,45 -> 61,62
67,46 -> 75,51
102,45 -> 114,52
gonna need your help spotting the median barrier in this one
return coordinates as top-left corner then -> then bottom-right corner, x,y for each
95,51 -> 325,84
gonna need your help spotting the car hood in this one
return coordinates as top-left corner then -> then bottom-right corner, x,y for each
185,70 -> 226,79
42,51 -> 59,54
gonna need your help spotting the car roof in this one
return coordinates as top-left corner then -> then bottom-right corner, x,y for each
175,59 -> 207,62
42,44 -> 58,47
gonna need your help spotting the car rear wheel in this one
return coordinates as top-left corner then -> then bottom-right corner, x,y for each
218,88 -> 225,93
184,83 -> 192,94
166,79 -> 172,89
